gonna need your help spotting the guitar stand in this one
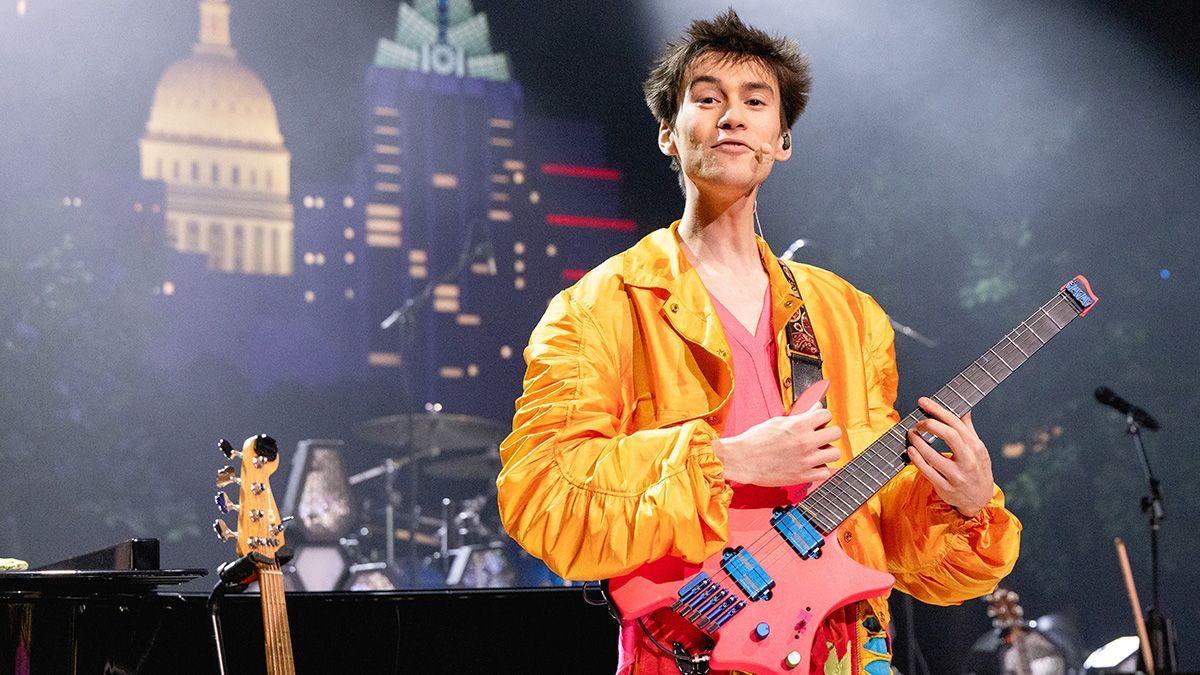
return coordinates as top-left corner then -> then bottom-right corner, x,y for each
207,550 -> 293,675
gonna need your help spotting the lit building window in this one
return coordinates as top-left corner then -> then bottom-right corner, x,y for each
488,118 -> 514,129
62,196 -> 71,207
490,192 -> 509,202
72,197 -> 81,207
431,173 -> 459,189
315,253 -> 326,265
373,181 -> 401,193
303,195 -> 314,208
366,203 -> 401,217
500,345 -> 513,359
344,252 -> 355,265
467,364 -> 479,377
546,244 -> 558,257
315,196 -> 325,209
529,191 -> 540,204
374,106 -> 401,117
344,227 -> 355,240
367,217 -> 401,234
490,174 -> 509,184
408,249 -> 428,263
133,202 -> 144,213
367,233 -> 402,248
369,352 -> 403,367
513,242 -> 526,255
343,196 -> 355,208
487,209 -> 512,222
514,260 -> 526,273
345,288 -> 355,300
513,171 -> 525,185
433,284 -> 460,313
162,281 -> 176,296
514,277 -> 526,290
456,314 -> 482,326
304,252 -> 315,265
374,125 -> 400,136
375,164 -> 401,174
17,0 -> 27,17
490,137 -> 514,148
502,160 -> 525,171
410,265 -> 427,279
304,290 -> 315,303
374,144 -> 401,155
439,367 -> 465,379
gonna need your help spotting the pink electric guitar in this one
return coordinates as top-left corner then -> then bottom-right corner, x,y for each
608,276 -> 1098,674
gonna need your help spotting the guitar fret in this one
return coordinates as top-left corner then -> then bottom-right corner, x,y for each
960,370 -> 987,397
987,347 -> 1014,372
1005,334 -> 1030,358
944,381 -> 973,409
1023,320 -> 1047,345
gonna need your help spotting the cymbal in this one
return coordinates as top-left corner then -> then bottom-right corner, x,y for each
355,413 -> 508,451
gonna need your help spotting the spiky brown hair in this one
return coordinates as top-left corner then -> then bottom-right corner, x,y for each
643,9 -> 812,130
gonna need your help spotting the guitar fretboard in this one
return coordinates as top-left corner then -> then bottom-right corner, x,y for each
797,281 -> 1092,533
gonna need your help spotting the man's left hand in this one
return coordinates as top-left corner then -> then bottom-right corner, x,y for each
905,396 -> 993,518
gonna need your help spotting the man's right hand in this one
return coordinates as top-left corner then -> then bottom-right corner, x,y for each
711,403 -> 842,487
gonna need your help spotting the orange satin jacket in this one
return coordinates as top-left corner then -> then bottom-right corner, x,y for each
497,223 -> 1021,631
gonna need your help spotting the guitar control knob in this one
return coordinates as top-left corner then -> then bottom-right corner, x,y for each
784,651 -> 802,670
753,622 -> 770,640
215,466 -> 239,489
218,438 -> 239,460
214,492 -> 239,514
213,519 -> 236,542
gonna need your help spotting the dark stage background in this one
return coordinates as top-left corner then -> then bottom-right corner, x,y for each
2,1 -> 1198,672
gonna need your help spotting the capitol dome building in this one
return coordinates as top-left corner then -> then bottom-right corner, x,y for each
140,0 -> 294,276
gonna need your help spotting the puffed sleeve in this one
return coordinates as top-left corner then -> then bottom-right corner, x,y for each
496,288 -> 733,581
862,294 -> 1022,604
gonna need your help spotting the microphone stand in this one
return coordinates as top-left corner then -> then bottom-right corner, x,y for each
378,219 -> 494,587
1124,413 -> 1178,673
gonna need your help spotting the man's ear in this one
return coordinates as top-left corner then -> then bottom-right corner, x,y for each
658,120 -> 676,157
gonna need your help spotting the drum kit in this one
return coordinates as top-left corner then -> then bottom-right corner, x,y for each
334,409 -> 551,589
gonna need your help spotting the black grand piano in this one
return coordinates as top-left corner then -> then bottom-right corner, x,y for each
0,539 -> 617,675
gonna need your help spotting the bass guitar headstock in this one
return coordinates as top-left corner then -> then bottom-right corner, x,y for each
986,586 -> 1027,632
213,434 -> 291,568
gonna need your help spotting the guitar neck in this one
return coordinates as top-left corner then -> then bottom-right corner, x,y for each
258,561 -> 296,675
798,278 -> 1096,533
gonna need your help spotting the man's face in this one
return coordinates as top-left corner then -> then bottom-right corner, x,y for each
659,52 -> 791,195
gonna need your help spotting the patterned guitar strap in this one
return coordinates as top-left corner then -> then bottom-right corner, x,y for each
777,259 -> 824,403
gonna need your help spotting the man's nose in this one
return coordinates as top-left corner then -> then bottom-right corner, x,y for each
718,103 -> 747,129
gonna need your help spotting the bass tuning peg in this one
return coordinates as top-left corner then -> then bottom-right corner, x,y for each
213,519 -> 236,542
214,491 -> 239,514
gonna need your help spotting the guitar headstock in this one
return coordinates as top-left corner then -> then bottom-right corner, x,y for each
1061,274 -> 1098,317
986,587 -> 1027,631
213,434 -> 290,566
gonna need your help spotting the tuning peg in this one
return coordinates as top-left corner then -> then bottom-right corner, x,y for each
215,466 -> 239,489
254,434 -> 279,462
269,515 -> 294,535
218,438 -> 239,460
214,491 -> 239,514
213,519 -> 236,542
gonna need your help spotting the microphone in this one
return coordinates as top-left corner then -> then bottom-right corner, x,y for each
1095,386 -> 1160,431
755,143 -> 774,164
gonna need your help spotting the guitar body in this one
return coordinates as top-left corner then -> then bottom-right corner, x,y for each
609,503 -> 894,674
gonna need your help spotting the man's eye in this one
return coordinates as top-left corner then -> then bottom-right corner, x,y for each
698,96 -> 719,104
747,98 -> 766,106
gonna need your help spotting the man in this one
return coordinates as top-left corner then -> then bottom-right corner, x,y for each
497,10 -> 1020,674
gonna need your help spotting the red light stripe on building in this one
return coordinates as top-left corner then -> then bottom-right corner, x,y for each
561,269 -> 589,282
541,164 -> 622,181
546,214 -> 636,231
